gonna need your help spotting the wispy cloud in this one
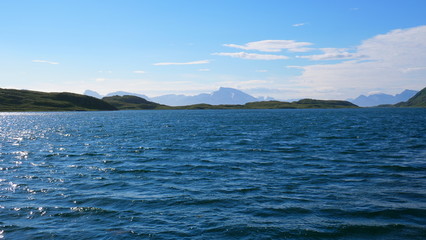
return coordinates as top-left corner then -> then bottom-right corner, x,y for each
153,60 -> 210,66
32,60 -> 59,65
292,25 -> 426,98
297,48 -> 366,60
286,65 -> 305,69
224,40 -> 313,52
198,68 -> 211,72
400,66 -> 426,73
133,70 -> 146,74
213,52 -> 289,60
292,23 -> 306,27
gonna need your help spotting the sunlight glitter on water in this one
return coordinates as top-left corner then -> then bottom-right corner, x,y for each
0,109 -> 425,239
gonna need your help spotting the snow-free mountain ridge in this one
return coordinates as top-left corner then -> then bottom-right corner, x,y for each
348,89 -> 418,107
151,87 -> 259,106
84,87 -> 266,106
84,88 -> 419,107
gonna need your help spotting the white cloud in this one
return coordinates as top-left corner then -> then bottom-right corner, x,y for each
292,25 -> 426,98
292,23 -> 306,27
198,68 -> 210,71
213,52 -> 289,60
95,78 -> 106,82
256,70 -> 268,72
367,91 -> 382,95
286,65 -> 305,69
400,66 -> 426,73
224,40 -> 313,52
297,48 -> 366,60
32,60 -> 59,65
133,70 -> 146,74
153,60 -> 210,66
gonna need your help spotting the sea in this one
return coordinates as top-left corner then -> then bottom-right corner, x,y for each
1,108 -> 425,239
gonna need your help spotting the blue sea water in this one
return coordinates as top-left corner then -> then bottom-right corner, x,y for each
0,108 -> 425,239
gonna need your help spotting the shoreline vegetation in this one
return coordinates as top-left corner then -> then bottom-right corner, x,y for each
0,87 -> 425,112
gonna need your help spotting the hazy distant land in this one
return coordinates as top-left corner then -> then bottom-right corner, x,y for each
86,87 -> 419,107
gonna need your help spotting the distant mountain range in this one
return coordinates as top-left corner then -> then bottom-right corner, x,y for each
395,87 -> 426,107
151,87 -> 261,106
348,89 -> 418,107
85,87 -> 273,106
85,87 -> 423,107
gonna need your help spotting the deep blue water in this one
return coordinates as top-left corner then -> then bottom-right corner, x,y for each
1,108 -> 425,239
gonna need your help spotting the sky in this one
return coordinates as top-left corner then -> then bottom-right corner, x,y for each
1,0 -> 426,100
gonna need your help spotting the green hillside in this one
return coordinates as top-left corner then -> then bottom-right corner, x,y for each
103,95 -> 358,110
158,99 -> 357,110
0,88 -> 360,111
102,95 -> 166,110
245,99 -> 358,109
395,87 -> 426,107
0,88 -> 117,111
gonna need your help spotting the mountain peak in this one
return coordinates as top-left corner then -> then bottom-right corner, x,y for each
396,87 -> 426,107
349,89 -> 418,107
218,87 -> 236,91
83,90 -> 103,99
209,87 -> 257,104
151,87 -> 258,106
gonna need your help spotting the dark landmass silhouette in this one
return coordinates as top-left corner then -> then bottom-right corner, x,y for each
105,91 -> 150,100
102,95 -> 166,110
0,88 -> 117,111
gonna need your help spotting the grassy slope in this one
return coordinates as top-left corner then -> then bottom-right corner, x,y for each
104,95 -> 358,110
102,95 -> 167,110
395,87 -> 426,107
0,88 -> 360,112
0,88 -> 117,111
245,99 -> 358,109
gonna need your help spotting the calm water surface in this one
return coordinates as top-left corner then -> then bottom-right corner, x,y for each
1,108 -> 425,239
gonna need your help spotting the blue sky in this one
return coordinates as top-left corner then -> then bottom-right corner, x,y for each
1,0 -> 425,100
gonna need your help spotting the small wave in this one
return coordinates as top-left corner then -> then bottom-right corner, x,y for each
201,223 -> 422,239
408,144 -> 426,149
377,164 -> 425,172
114,168 -> 156,174
254,207 -> 312,217
218,187 -> 261,194
275,147 -> 303,153
320,207 -> 426,221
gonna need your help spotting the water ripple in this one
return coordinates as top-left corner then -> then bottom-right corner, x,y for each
0,109 -> 425,239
